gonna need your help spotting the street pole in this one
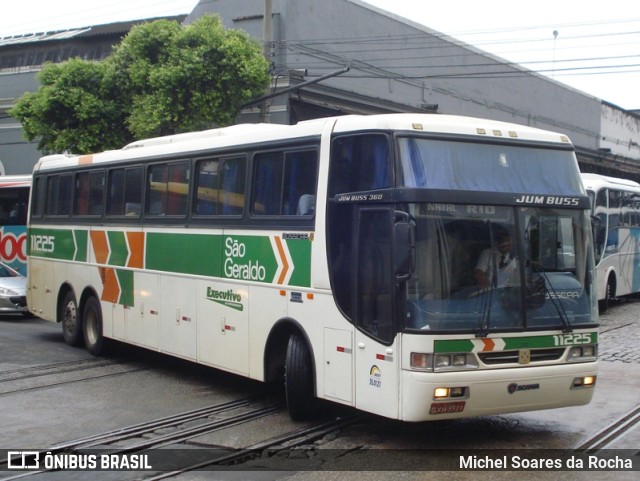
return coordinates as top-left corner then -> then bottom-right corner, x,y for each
260,0 -> 273,123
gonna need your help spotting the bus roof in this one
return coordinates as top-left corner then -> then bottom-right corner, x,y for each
0,174 -> 31,188
581,173 -> 640,191
33,114 -> 574,172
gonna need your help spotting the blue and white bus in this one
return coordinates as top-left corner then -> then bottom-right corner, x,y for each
582,173 -> 640,310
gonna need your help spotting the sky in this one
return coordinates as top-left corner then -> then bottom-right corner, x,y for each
1,0 -> 639,110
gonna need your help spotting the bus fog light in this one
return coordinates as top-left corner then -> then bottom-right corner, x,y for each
410,352 -> 432,369
434,387 -> 449,399
572,376 -> 597,388
450,387 -> 465,397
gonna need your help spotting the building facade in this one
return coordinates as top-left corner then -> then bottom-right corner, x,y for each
0,0 -> 638,180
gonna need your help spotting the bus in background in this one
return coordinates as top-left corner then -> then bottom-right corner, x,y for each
581,173 -> 640,311
27,114 -> 598,422
0,175 -> 30,276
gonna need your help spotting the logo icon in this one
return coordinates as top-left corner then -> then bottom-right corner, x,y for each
519,349 -> 531,365
8,451 -> 40,470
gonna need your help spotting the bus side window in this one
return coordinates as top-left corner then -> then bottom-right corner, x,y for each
195,157 -> 247,216
31,177 -> 45,218
329,134 -> 391,197
252,149 -> 318,216
146,162 -> 190,217
107,167 -> 143,217
74,171 -> 104,216
45,174 -> 72,216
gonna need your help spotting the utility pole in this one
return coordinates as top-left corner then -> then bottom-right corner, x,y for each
260,0 -> 273,123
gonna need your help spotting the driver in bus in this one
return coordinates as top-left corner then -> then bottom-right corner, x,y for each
474,231 -> 518,289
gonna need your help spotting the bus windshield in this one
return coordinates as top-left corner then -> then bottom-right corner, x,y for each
398,137 -> 584,195
405,204 -> 597,333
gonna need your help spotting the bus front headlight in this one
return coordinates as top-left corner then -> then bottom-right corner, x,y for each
410,352 -> 478,371
568,344 -> 597,361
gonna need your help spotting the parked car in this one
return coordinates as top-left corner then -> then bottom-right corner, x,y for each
0,262 -> 28,316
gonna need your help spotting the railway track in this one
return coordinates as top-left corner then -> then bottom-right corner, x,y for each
575,404 -> 640,453
0,358 -> 148,397
0,392 -> 364,480
0,395 -> 284,480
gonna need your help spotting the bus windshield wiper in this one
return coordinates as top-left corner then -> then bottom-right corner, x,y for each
531,265 -> 573,333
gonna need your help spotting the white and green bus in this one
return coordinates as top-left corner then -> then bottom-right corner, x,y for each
582,173 -> 640,311
27,114 -> 598,421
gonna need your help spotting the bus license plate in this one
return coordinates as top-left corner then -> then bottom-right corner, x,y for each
430,401 -> 466,415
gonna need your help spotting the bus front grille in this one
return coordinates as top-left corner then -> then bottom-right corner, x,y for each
478,348 -> 565,365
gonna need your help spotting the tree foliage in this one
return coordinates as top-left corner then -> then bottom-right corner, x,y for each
10,15 -> 270,154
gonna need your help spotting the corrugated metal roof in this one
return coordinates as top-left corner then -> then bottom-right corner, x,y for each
0,15 -> 185,47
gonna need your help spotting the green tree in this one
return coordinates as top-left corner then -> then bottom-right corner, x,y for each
10,15 -> 270,154
10,59 -> 127,154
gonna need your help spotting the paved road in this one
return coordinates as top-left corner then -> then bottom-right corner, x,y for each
0,298 -> 638,480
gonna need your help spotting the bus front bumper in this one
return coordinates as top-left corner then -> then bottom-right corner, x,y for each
400,362 -> 597,422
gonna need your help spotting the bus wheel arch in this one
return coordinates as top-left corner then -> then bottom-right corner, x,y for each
58,285 -> 83,347
264,319 -> 317,420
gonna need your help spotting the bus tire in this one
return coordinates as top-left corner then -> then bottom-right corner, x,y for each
60,290 -> 82,347
599,275 -> 615,313
285,332 -> 315,421
82,296 -> 109,356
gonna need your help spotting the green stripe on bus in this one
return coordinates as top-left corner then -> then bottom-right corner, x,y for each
286,237 -> 312,287
434,339 -> 474,353
30,228 -> 313,288
29,228 -> 78,261
146,232 -> 223,277
107,231 -> 128,267
117,269 -> 134,306
73,230 -> 88,262
435,332 -> 598,354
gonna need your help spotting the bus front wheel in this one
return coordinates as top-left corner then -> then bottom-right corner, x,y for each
285,332 -> 315,421
83,296 -> 109,356
60,290 -> 82,347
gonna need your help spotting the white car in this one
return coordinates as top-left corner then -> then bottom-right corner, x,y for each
0,262 -> 28,315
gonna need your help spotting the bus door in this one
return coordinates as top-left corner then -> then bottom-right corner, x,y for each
353,208 -> 401,418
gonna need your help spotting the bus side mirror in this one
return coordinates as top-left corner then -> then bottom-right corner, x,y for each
394,217 -> 415,283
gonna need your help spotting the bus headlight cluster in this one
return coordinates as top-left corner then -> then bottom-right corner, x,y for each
410,352 -> 478,371
567,344 -> 597,362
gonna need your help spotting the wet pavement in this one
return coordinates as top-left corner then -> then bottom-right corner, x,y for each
0,297 -> 638,480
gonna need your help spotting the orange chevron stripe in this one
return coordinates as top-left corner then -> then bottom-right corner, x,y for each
273,236 -> 289,285
482,338 -> 495,351
100,267 -> 120,303
91,231 -> 109,264
126,231 -> 144,268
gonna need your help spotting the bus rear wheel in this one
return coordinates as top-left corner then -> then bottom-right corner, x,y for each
60,290 -> 82,347
285,332 -> 315,421
83,296 -> 109,356
599,275 -> 615,313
